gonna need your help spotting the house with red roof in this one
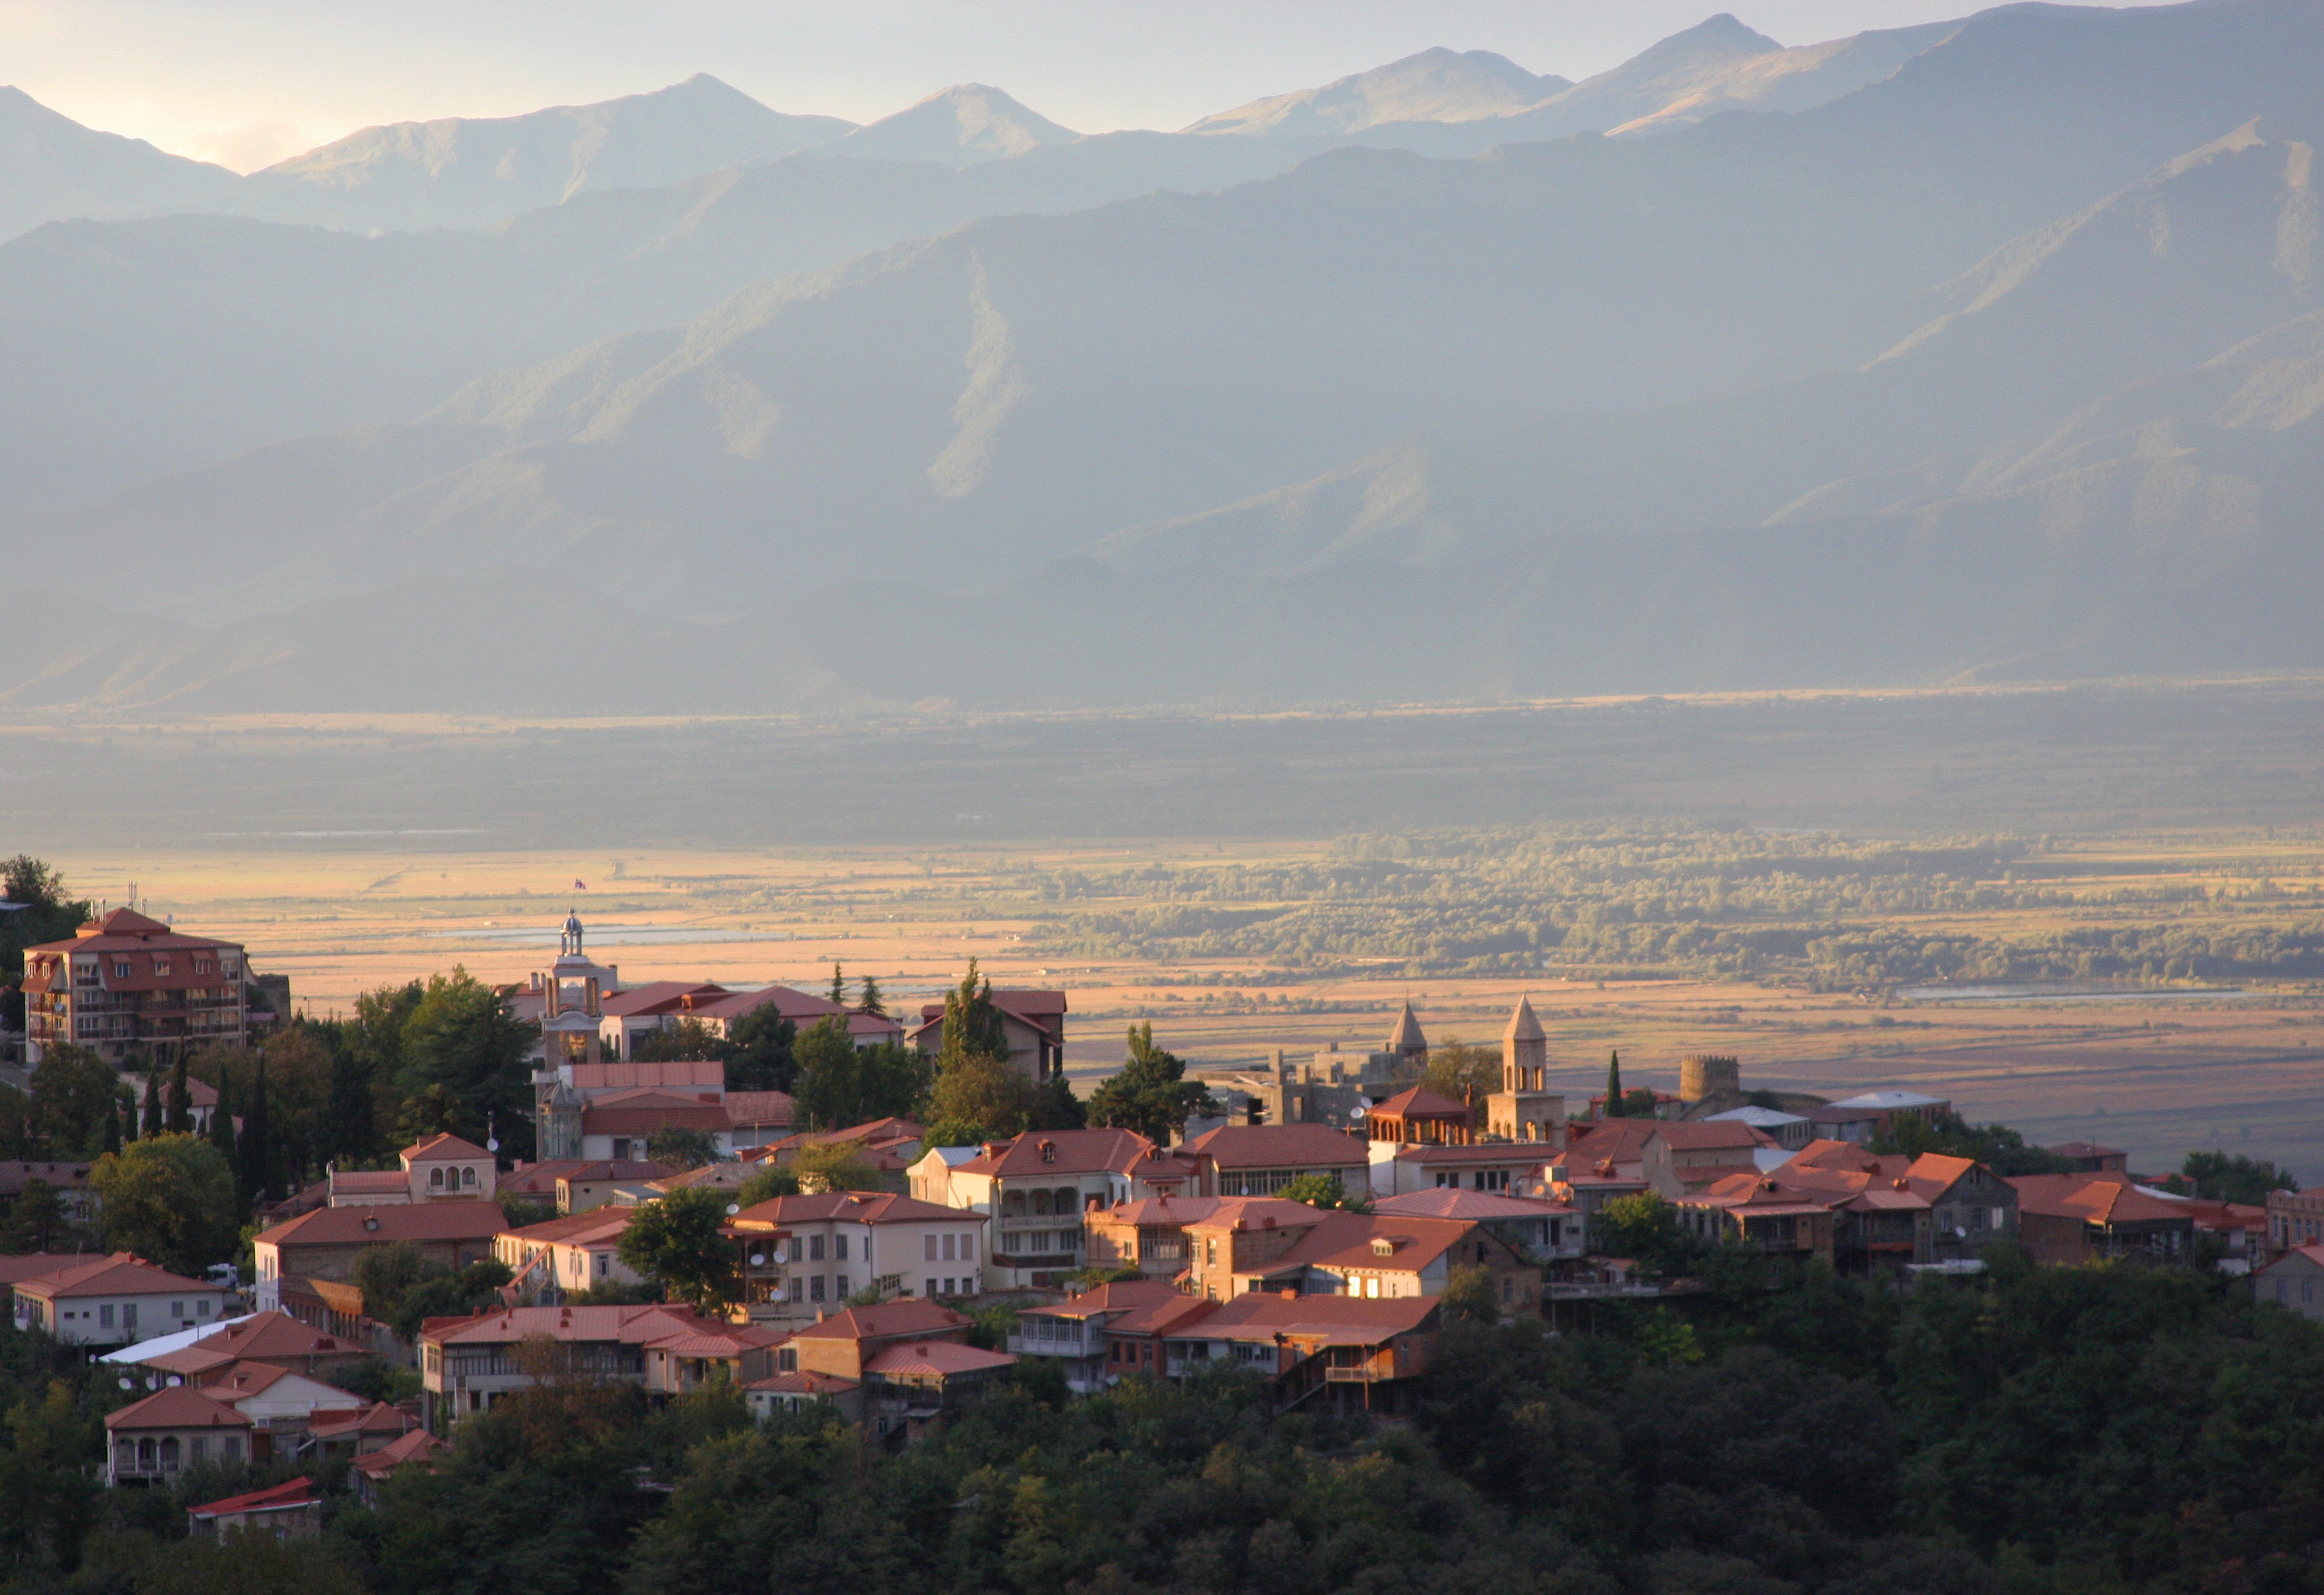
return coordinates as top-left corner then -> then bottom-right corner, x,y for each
135,1309 -> 373,1383
350,1427 -> 443,1504
494,1207 -> 645,1300
0,1161 -> 98,1230
910,1129 -> 1197,1290
2257,1243 -> 2324,1321
2266,1184 -> 2324,1256
327,1132 -> 500,1208
1083,1193 -> 1221,1278
784,1297 -> 1014,1441
19,907 -> 254,1067
105,1385 -> 253,1485
10,1253 -> 226,1346
1153,1290 -> 1442,1417
186,1476 -> 320,1539
1779,1144 -> 2020,1267
1372,1188 -> 1587,1263
643,1321 -> 788,1395
1364,1087 -> 1475,1147
1369,1140 -> 1563,1201
417,1302 -> 716,1429
910,988 -> 1068,1082
494,1157 -> 675,1213
758,1116 -> 926,1193
726,1189 -> 991,1319
1011,1279 -> 1184,1392
252,1202 -> 504,1312
2009,1172 -> 2197,1265
1182,1123 -> 1371,1199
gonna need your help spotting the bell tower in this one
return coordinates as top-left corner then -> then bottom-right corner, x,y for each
1486,996 -> 1565,1144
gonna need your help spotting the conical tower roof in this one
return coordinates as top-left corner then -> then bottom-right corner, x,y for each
1503,995 -> 1545,1043
1386,1001 -> 1428,1054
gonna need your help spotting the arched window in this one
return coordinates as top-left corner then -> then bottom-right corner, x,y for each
462,1165 -> 477,1187
1031,1190 -> 1051,1217
159,1437 -> 181,1470
1003,1191 -> 1025,1218
430,1167 -> 445,1189
138,1437 -> 156,1468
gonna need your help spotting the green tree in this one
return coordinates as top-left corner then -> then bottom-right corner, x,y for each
396,1083 -> 462,1144
1441,1261 -> 1498,1322
734,1164 -> 801,1209
236,1055 -> 276,1202
138,1071 -> 162,1139
936,959 -> 1009,1073
102,1098 -> 122,1156
722,1006 -> 797,1093
791,1018 -> 926,1131
397,967 -> 539,1158
351,1242 -> 513,1340
4,1175 -> 67,1252
90,1133 -> 239,1273
324,1023 -> 377,1167
1593,1189 -> 1680,1265
827,963 -> 846,1007
929,1049 -> 1038,1139
1028,1074 -> 1088,1132
165,1052 -> 192,1135
617,1188 -> 737,1311
207,1061 -> 237,1167
1279,1173 -> 1367,1212
633,1019 -> 727,1064
2180,1149 -> 2299,1204
791,1143 -> 881,1193
857,974 -> 886,1017
1603,1049 -> 1625,1117
647,1126 -> 721,1170
1421,1036 -> 1499,1117
1087,1023 -> 1216,1144
26,1044 -> 121,1158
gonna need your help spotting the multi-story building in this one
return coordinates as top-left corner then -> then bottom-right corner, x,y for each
908,1129 -> 1197,1291
418,1303 -> 714,1429
1181,1124 -> 1371,1197
1371,1188 -> 1587,1265
2267,1184 -> 2324,1254
2008,1171 -> 2193,1265
1141,1292 -> 1442,1418
2257,1243 -> 2324,1321
494,1208 -> 646,1299
251,1202 -> 503,1311
20,908 -> 254,1066
326,1133 -> 500,1207
726,1189 -> 992,1319
1011,1279 -> 1185,1393
1083,1194 -> 1221,1278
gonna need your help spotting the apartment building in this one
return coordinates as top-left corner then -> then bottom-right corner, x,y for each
20,908 -> 254,1066
727,1189 -> 992,1319
910,1129 -> 1196,1291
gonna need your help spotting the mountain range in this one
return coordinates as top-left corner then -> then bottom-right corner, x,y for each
4,0 -> 2322,713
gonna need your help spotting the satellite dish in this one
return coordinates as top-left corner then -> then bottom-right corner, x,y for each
749,1253 -> 766,1267
487,1138 -> 500,1153
726,1203 -> 741,1216
167,1376 -> 182,1387
1348,1104 -> 1369,1120
118,1377 -> 132,1390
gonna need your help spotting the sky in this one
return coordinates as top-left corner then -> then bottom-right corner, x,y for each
4,0 -> 2180,172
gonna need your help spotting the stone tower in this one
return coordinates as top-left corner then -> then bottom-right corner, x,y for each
1486,996 -> 1565,1143
1679,1054 -> 1741,1103
1385,1001 -> 1429,1069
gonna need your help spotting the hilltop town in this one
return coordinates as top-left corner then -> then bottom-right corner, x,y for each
5,894 -> 2322,1592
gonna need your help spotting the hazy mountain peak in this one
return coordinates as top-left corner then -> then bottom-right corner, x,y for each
1182,47 -> 1570,137
1601,12 -> 1786,80
228,74 -> 854,231
0,85 -> 239,242
830,84 -> 1080,166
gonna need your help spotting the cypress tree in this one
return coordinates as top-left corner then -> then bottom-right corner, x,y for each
1605,1049 -> 1624,1118
327,1041 -> 375,1169
166,1053 -> 193,1134
210,1061 -> 239,1166
828,963 -> 846,1007
140,1071 -> 163,1138
104,1098 -> 124,1154
858,974 -> 885,1017
238,1057 -> 274,1202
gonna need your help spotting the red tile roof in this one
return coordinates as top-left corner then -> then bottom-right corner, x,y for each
401,1133 -> 492,1164
0,1162 -> 93,1197
12,1252 -> 215,1300
789,1298 -> 971,1343
644,1324 -> 787,1356
351,1426 -> 442,1478
1295,1216 -> 1478,1276
1105,1295 -> 1220,1337
141,1311 -> 361,1373
731,1190 -> 968,1228
1193,1290 -> 1440,1342
724,1091 -> 796,1128
257,1204 -> 505,1248
1182,1124 -> 1369,1170
1391,1141 -> 1557,1165
188,1476 -> 315,1519
1022,1279 -> 1183,1321
0,1252 -> 85,1287
599,982 -> 731,1017
106,1385 -> 251,1430
2007,1173 -> 2194,1225
1097,1195 -> 1222,1226
307,1401 -> 411,1440
743,1369 -> 859,1396
500,1209 -> 633,1246
1372,1189 -> 1577,1221
865,1340 -> 1016,1377
502,1159 -> 673,1195
579,1088 -> 734,1135
421,1304 -> 711,1348
953,1128 -> 1191,1180
1368,1087 -> 1471,1121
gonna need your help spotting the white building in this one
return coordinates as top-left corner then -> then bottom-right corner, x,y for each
11,1253 -> 228,1346
728,1190 -> 992,1320
906,1129 -> 1199,1292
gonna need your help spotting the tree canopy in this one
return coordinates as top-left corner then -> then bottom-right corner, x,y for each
1086,1023 -> 1215,1144
791,1018 -> 928,1132
617,1188 -> 736,1311
90,1133 -> 239,1274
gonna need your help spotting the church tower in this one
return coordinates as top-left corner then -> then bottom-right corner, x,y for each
1385,1001 -> 1428,1071
1486,996 -> 1565,1144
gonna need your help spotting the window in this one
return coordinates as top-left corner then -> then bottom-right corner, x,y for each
942,1234 -> 956,1261
926,1279 -> 939,1297
809,1276 -> 826,1301
100,1305 -> 114,1327
835,1235 -> 849,1261
190,1436 -> 207,1462
963,1234 -> 975,1262
170,1301 -> 184,1319
431,1167 -> 445,1189
809,1235 -> 825,1261
596,1254 -> 608,1278
462,1166 -> 477,1188
196,1300 -> 211,1317
925,1234 -> 939,1262
836,1274 -> 851,1297
114,962 -> 132,978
